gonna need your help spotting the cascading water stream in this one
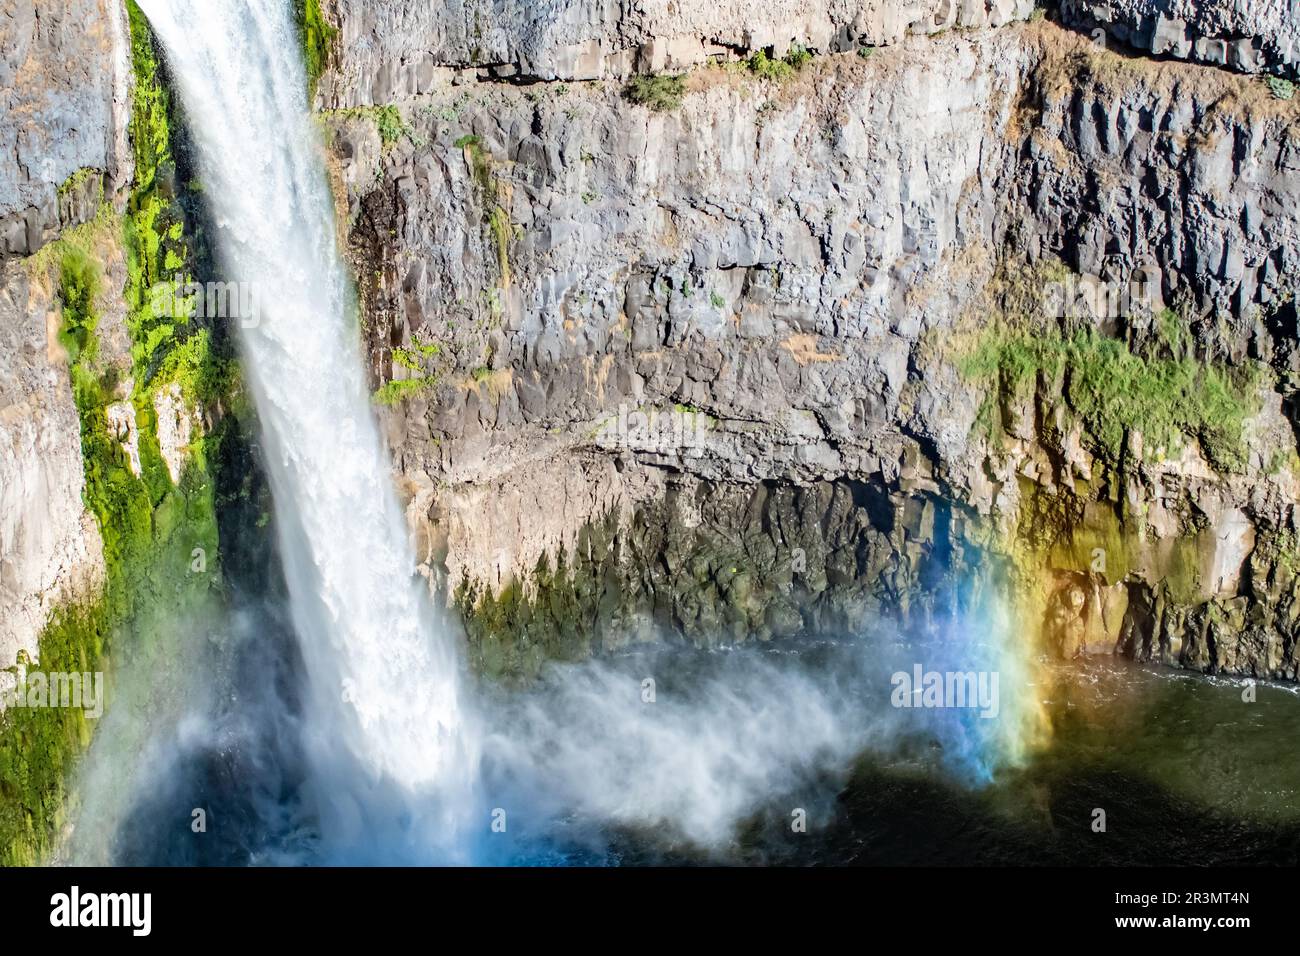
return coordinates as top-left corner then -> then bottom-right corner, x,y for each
136,0 -> 478,860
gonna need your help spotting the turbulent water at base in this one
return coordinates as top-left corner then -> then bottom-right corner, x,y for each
136,0 -> 478,862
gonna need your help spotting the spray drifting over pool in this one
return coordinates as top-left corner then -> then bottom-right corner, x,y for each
130,0 -> 1046,863
136,0 -> 478,860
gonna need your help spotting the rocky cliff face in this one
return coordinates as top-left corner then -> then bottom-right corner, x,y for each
319,0 -> 1038,105
0,0 -> 245,862
0,0 -> 1294,862
0,0 -> 134,255
1062,0 -> 1300,79
317,4 -> 1300,680
0,0 -> 135,673
4,0 -> 1298,692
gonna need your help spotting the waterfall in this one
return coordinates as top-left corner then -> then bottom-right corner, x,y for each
127,0 -> 1044,867
135,0 -> 478,860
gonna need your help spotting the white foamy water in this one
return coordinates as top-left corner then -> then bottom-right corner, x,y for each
136,0 -> 478,860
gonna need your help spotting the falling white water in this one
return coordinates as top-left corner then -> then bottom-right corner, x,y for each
136,0 -> 477,859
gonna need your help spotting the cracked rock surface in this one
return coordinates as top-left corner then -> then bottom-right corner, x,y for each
321,11 -> 1300,679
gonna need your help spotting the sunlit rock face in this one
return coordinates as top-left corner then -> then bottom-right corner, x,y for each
0,264 -> 106,678
316,7 -> 1300,681
318,0 -> 1038,106
0,0 -> 133,257
0,0 -> 136,676
5,3 -> 1299,688
1061,0 -> 1300,79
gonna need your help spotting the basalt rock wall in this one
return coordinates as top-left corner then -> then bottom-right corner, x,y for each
0,0 -> 135,672
319,8 -> 1300,680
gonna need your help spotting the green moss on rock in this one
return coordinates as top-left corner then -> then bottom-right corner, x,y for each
0,604 -> 110,865
0,5 -> 233,866
959,314 -> 1260,472
297,0 -> 338,102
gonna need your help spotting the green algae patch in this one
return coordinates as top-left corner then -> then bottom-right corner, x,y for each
0,240 -> 225,863
0,604 -> 111,865
323,104 -> 412,149
959,317 -> 1260,472
0,240 -> 226,864
952,261 -> 1272,633
456,544 -> 608,683
296,0 -> 338,102
487,204 -> 512,284
372,343 -> 441,405
1042,498 -> 1133,584
124,0 -> 235,403
373,375 -> 437,406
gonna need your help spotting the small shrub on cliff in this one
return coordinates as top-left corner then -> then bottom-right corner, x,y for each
747,50 -> 794,81
374,105 -> 409,147
1266,75 -> 1296,101
373,376 -> 436,406
784,43 -> 813,70
624,73 -> 687,112
375,342 -> 443,406
747,44 -> 815,81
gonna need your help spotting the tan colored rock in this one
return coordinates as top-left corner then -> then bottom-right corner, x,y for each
152,382 -> 204,485
0,267 -> 104,677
